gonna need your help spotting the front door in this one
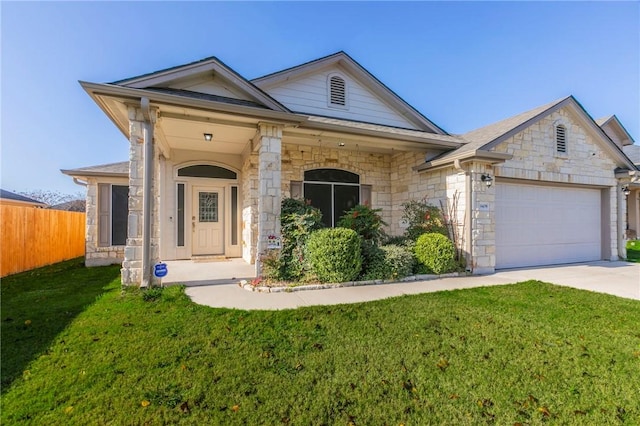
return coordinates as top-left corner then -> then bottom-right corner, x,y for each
192,187 -> 224,255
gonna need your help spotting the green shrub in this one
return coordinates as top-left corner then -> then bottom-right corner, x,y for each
306,228 -> 362,283
259,249 -> 281,280
384,235 -> 409,246
361,244 -> 415,281
360,242 -> 389,280
414,233 -> 456,274
337,204 -> 387,244
381,244 -> 415,279
401,200 -> 448,241
275,198 -> 324,280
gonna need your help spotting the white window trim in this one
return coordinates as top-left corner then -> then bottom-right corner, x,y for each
327,72 -> 349,110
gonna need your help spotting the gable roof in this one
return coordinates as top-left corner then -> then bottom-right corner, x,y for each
417,96 -> 637,171
112,56 -> 289,112
61,161 -> 129,178
0,189 -> 48,207
596,114 -> 635,146
251,51 -> 447,135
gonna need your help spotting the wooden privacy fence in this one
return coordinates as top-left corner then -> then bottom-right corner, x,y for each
1,205 -> 85,277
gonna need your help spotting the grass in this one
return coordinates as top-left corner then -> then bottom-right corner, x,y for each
627,240 -> 640,263
2,260 -> 640,424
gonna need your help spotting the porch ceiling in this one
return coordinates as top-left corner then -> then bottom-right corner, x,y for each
158,115 -> 256,154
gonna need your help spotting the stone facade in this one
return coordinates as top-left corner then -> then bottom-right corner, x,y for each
120,106 -> 161,286
256,124 -> 283,274
281,142 -> 393,227
84,177 -> 127,267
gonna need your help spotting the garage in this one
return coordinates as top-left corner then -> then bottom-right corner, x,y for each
495,181 -> 602,269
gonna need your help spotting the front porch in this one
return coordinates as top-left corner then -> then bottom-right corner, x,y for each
161,258 -> 255,287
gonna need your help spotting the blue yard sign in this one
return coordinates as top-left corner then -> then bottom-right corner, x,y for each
153,262 -> 168,278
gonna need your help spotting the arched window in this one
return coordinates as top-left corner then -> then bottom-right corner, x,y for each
303,169 -> 360,227
555,124 -> 567,154
328,74 -> 347,108
177,165 -> 237,179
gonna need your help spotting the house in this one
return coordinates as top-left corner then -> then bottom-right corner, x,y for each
62,52 -> 639,286
0,189 -> 48,208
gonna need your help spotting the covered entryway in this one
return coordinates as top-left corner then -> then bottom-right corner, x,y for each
496,181 -> 602,269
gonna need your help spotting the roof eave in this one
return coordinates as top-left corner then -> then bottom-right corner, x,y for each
61,169 -> 128,179
300,120 -> 463,149
414,150 -> 512,172
80,81 -> 306,126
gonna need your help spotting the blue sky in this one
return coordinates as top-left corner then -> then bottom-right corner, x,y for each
2,1 -> 638,195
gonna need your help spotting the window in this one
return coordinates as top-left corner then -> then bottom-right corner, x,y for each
328,74 -> 347,108
98,184 -> 128,246
302,169 -> 361,227
178,165 -> 237,179
177,184 -> 185,246
555,124 -> 567,154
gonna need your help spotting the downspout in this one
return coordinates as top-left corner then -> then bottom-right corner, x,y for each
72,178 -> 88,187
617,182 -> 627,261
454,160 -> 473,272
141,97 -> 154,287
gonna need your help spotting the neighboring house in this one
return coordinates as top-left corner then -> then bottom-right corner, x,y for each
0,189 -> 48,208
49,199 -> 86,212
62,51 -> 638,286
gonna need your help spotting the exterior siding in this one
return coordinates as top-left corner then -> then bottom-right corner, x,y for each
264,68 -> 419,129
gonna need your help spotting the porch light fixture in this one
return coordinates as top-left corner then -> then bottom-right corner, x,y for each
622,186 -> 631,196
338,142 -> 345,147
481,174 -> 493,188
203,133 -> 213,142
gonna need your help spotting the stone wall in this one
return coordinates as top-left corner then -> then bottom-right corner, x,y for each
84,177 -> 126,267
121,107 -> 161,286
281,143 -> 393,229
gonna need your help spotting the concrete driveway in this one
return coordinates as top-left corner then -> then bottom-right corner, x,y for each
184,261 -> 640,310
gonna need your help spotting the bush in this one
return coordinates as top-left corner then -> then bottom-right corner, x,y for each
306,228 -> 362,283
360,242 -> 389,280
381,244 -> 415,279
414,233 -> 456,274
275,198 -> 324,280
361,244 -> 415,281
401,200 -> 448,241
337,204 -> 387,244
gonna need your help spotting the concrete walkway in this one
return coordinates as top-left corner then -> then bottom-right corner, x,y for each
185,261 -> 640,310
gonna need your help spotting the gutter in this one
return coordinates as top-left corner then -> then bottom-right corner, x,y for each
413,150 -> 512,172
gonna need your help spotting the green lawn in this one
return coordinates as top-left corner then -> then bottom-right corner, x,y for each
2,259 -> 639,424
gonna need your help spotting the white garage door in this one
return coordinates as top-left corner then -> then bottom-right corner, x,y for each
495,182 -> 601,269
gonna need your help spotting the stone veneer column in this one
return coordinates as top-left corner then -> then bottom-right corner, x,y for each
121,106 -> 160,285
469,163 -> 496,274
256,123 -> 283,275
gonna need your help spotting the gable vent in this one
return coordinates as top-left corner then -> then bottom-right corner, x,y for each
556,125 -> 567,153
329,75 -> 346,106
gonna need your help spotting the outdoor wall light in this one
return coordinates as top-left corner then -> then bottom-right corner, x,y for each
481,174 -> 493,188
338,142 -> 345,147
203,133 -> 213,142
622,186 -> 631,196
